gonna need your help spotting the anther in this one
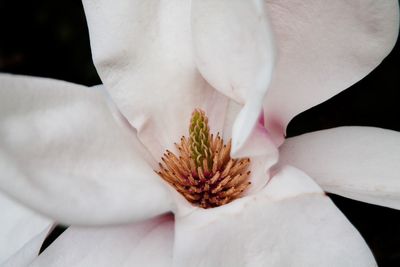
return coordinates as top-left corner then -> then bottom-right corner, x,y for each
156,109 -> 251,208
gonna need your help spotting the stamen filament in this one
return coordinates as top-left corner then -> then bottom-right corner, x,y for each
156,109 -> 251,208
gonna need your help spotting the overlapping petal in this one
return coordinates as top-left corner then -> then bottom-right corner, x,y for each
279,126 -> 400,210
263,0 -> 399,144
0,74 -> 171,225
82,0 -> 399,151
2,227 -> 51,267
0,192 -> 52,266
191,0 -> 275,153
82,0 -> 228,159
0,0 -> 397,265
31,214 -> 174,267
173,166 -> 376,267
220,101 -> 278,194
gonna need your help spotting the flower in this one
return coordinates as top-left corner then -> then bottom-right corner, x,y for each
1,0 -> 399,266
0,194 -> 52,266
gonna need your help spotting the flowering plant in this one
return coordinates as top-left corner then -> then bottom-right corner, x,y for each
0,0 -> 399,266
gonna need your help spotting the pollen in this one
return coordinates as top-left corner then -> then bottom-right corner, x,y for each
156,109 -> 251,209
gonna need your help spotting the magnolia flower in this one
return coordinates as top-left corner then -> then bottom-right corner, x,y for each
1,0 -> 399,266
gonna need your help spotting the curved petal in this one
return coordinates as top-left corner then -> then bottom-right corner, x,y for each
0,74 -> 172,225
220,101 -> 278,194
82,0 -> 228,159
31,214 -> 174,267
241,124 -> 279,194
173,166 -> 376,267
191,0 -> 275,153
263,0 -> 399,144
0,193 -> 52,265
279,126 -> 400,210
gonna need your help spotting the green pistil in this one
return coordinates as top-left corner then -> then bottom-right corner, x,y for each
189,109 -> 212,169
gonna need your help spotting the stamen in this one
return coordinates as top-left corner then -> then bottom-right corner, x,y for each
156,109 -> 251,208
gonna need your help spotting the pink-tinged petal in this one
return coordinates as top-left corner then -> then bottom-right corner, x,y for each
279,126 -> 400,210
263,0 -> 399,144
233,119 -> 279,193
0,192 -> 52,265
220,101 -> 278,194
191,0 -> 275,153
31,214 -> 174,267
173,166 -> 375,267
82,0 -> 228,159
0,74 -> 172,225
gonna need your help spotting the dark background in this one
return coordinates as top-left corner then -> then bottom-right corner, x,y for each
1,1 -> 399,266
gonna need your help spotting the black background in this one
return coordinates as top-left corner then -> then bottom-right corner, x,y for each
1,1 -> 399,266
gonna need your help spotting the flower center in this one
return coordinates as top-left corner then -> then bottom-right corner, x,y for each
156,109 -> 251,208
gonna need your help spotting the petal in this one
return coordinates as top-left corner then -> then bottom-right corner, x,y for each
263,0 -> 399,144
0,192 -> 52,265
173,166 -> 376,267
82,0 -> 228,159
220,100 -> 278,194
191,0 -> 275,153
0,74 -> 172,225
2,227 -> 51,267
279,126 -> 400,209
31,214 -> 174,267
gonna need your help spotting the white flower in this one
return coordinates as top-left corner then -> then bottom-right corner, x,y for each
1,0 -> 399,266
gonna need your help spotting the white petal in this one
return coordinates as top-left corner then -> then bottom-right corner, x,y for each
233,118 -> 279,193
31,214 -> 174,267
0,74 -> 172,225
82,0 -> 228,159
2,227 -> 52,267
0,192 -> 52,266
191,0 -> 275,152
263,0 -> 399,144
173,166 -> 376,267
219,100 -> 278,194
279,126 -> 400,210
